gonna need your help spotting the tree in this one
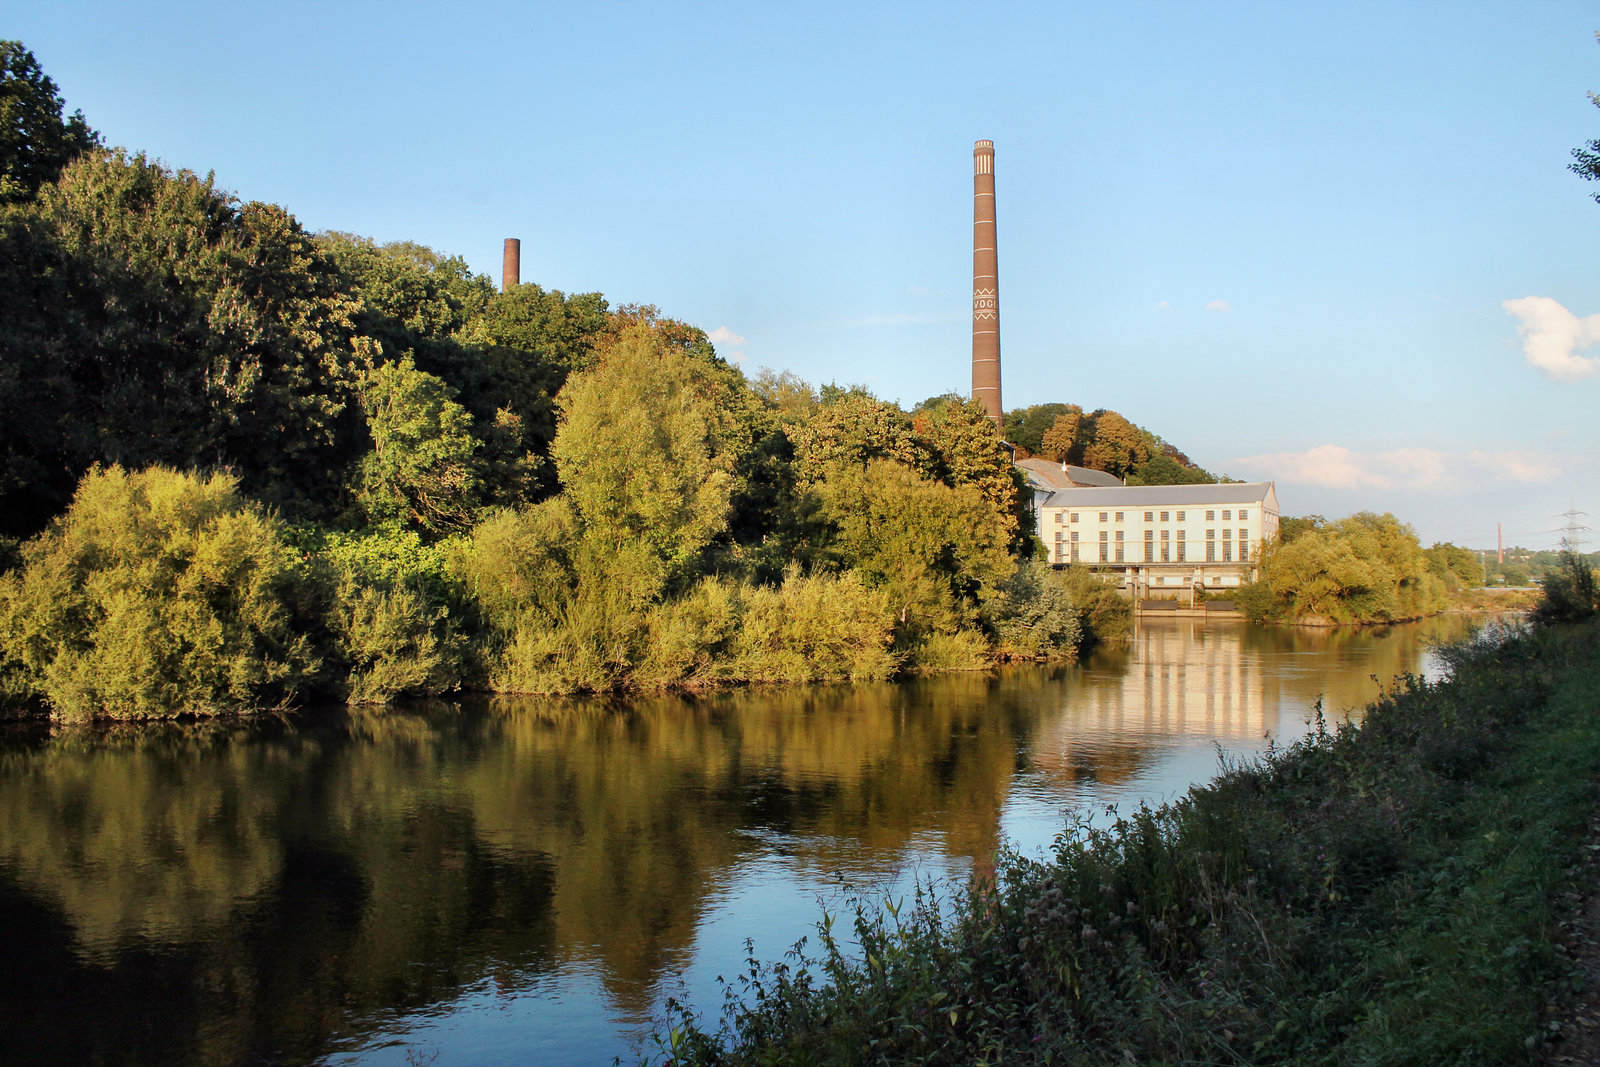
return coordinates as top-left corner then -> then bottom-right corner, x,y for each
1572,32 -> 1600,202
0,151 -> 367,532
1080,410 -> 1153,477
1038,407 -> 1084,463
0,42 -> 98,204
353,356 -> 482,532
552,324 -> 758,592
913,397 -> 1026,550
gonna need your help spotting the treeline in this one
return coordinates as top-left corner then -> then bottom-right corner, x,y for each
1235,512 -> 1482,625
0,44 -> 1130,720
1003,403 -> 1222,485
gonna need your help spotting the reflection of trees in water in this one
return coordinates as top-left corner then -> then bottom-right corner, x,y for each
0,677 -> 1035,1063
0,618 -> 1475,1065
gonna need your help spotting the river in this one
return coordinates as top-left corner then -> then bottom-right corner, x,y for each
0,614 -> 1492,1065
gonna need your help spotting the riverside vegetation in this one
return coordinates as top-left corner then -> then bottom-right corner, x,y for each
647,592 -> 1600,1066
0,44 -> 1506,718
0,43 -> 1154,720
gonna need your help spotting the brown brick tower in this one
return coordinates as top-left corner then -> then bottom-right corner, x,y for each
502,238 -> 521,292
971,140 -> 1001,424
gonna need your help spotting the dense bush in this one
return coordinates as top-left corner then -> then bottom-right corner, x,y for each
1239,512 -> 1447,625
1532,550 -> 1599,625
0,466 -> 318,719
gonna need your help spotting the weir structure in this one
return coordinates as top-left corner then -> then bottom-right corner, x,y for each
502,238 -> 521,292
971,140 -> 1001,424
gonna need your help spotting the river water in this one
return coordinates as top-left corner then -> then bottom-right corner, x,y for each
0,615 -> 1490,1065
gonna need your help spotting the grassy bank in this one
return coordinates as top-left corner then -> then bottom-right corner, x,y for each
650,617 -> 1600,1065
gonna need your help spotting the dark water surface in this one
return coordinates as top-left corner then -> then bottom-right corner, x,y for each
0,616 -> 1490,1065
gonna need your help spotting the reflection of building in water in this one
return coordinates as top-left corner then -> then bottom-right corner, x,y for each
1031,619 -> 1282,783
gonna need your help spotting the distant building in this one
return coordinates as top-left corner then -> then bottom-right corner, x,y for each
1022,469 -> 1280,595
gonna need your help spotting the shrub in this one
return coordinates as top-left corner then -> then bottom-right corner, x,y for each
729,570 -> 898,683
311,525 -> 471,703
1532,550 -> 1599,625
979,560 -> 1084,660
0,466 -> 318,719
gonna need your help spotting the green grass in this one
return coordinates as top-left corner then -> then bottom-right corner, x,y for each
646,618 -> 1600,1066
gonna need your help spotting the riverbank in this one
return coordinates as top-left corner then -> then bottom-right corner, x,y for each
650,616 -> 1600,1065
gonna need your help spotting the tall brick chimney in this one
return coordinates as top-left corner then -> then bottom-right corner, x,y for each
971,140 -> 1001,424
502,237 -> 521,292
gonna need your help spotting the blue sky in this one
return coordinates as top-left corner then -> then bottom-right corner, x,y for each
10,1 -> 1599,549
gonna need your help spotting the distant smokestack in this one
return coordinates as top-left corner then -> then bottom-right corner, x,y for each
971,141 -> 1001,424
502,238 -> 521,292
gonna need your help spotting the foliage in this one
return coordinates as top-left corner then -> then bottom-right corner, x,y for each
651,618 -> 1600,1066
0,466 -> 318,720
1572,31 -> 1600,203
1052,565 -> 1134,647
978,560 -> 1084,660
353,356 -> 481,532
310,524 -> 471,703
553,324 -> 758,591
0,41 -> 98,204
813,460 -> 1011,654
1240,512 -> 1446,625
0,150 -> 364,534
1532,550 -> 1599,624
1424,540 -> 1485,590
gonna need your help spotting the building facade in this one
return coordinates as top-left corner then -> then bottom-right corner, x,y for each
1024,472 -> 1280,596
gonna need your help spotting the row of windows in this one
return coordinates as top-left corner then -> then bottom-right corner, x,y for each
1053,541 -> 1253,563
1055,508 -> 1252,524
1051,543 -> 1252,564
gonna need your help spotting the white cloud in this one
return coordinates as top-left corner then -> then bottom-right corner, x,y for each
1503,296 -> 1600,381
706,325 -> 747,364
1157,300 -> 1171,312
1205,299 -> 1230,313
1231,444 -> 1560,491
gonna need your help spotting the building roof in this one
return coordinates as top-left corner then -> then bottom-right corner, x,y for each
1036,482 -> 1278,509
1015,458 -> 1124,489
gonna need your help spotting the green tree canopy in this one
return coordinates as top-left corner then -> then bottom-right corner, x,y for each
0,41 -> 98,204
552,324 -> 759,592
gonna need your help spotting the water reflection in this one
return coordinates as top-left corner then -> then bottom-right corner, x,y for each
0,615 -> 1489,1066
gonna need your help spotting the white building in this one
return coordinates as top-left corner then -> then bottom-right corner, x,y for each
1021,464 -> 1280,596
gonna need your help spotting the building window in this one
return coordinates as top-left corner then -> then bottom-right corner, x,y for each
1099,511 -> 1108,522
1160,529 -> 1170,542
1071,531 -> 1079,543
1177,530 -> 1186,542
1115,546 -> 1124,562
1207,542 -> 1216,562
1223,543 -> 1233,562
1239,540 -> 1250,561
1144,511 -> 1153,522
1177,544 -> 1187,562
1160,510 -> 1170,522
1114,511 -> 1124,522
1099,544 -> 1109,562
1054,512 -> 1063,524
1239,509 -> 1249,521
1238,527 -> 1247,542
1161,544 -> 1170,562
1176,511 -> 1186,521
1206,510 -> 1215,521
1115,530 -> 1124,542
1070,512 -> 1079,523
1100,530 -> 1109,543
1071,545 -> 1080,562
1222,510 -> 1232,521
